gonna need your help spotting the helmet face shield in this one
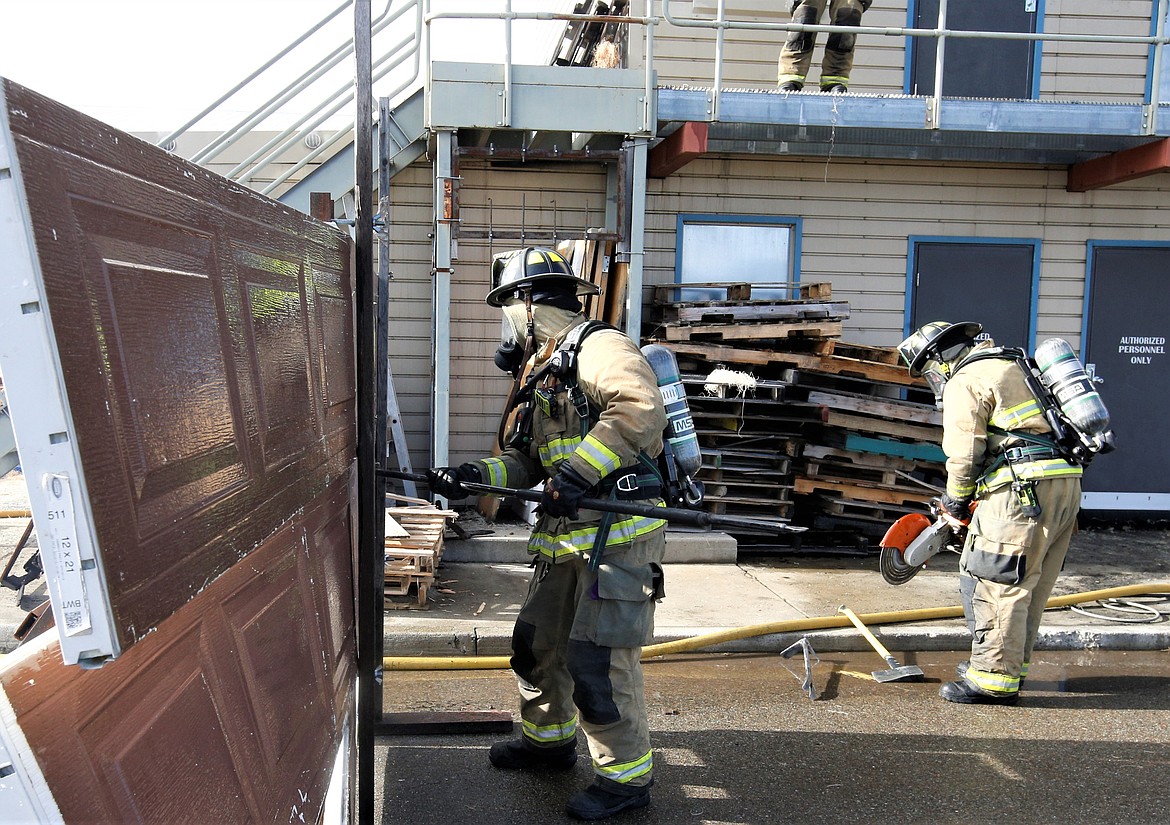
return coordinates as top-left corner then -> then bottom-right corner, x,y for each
921,360 -> 950,408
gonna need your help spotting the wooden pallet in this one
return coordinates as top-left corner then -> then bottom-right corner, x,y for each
384,494 -> 457,606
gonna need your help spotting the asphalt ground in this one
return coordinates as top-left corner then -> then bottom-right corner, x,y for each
4,470 -> 1170,824
376,648 -> 1170,825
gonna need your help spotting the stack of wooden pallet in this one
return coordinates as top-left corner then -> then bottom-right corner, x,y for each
384,494 -> 457,606
644,282 -> 945,543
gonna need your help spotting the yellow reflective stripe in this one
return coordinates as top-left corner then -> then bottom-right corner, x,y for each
990,400 -> 1043,429
779,73 -> 806,83
948,479 -> 977,498
576,434 -> 622,476
965,666 -> 1020,694
539,435 -> 582,470
480,457 -> 508,487
819,75 -> 849,85
529,511 -> 668,560
522,715 -> 578,746
1020,661 -> 1030,679
596,750 -> 653,783
977,458 -> 1083,495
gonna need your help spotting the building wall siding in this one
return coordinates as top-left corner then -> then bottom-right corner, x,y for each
390,150 -> 1170,465
644,156 -> 1170,349
387,158 -> 610,467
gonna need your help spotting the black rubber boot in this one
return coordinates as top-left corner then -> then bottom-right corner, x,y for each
566,778 -> 652,821
939,679 -> 1019,705
780,80 -> 804,91
488,738 -> 577,770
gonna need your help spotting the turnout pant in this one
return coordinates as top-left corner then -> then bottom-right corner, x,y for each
510,532 -> 665,787
959,476 -> 1082,693
778,0 -> 869,88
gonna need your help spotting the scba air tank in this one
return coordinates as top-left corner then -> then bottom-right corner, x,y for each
1034,338 -> 1110,435
640,344 -> 702,477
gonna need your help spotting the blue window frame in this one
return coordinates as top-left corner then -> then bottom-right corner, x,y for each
674,213 -> 802,301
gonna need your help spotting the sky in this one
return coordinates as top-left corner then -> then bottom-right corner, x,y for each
0,0 -> 573,135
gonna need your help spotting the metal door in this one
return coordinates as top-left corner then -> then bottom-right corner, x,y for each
909,0 -> 1039,98
0,79 -> 357,822
1080,243 -> 1170,511
907,239 -> 1038,351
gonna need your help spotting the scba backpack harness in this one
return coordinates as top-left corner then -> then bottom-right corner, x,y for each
954,341 -> 1113,516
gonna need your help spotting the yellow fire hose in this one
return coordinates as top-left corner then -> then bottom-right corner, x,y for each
382,581 -> 1170,671
0,510 -> 32,519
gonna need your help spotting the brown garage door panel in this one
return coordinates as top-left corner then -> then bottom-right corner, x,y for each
1,473 -> 355,823
3,79 -> 356,652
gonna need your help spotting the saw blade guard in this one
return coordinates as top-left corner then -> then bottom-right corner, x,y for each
878,512 -> 933,585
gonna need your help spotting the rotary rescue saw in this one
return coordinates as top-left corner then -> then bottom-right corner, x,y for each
878,498 -> 973,585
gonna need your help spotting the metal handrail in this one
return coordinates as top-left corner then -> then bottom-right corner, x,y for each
162,0 -> 422,192
156,0 -> 353,149
260,7 -> 425,197
659,0 -> 1170,132
235,29 -> 415,181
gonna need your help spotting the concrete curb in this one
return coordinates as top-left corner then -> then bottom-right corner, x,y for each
382,620 -> 1170,660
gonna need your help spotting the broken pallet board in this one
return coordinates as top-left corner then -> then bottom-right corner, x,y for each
663,319 -> 842,343
652,281 -> 831,303
656,300 -> 851,325
663,341 -> 923,387
823,410 -> 941,442
804,389 -> 942,426
794,476 -> 935,508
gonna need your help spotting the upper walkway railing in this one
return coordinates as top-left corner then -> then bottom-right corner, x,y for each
658,0 -> 1170,132
166,0 -> 1170,195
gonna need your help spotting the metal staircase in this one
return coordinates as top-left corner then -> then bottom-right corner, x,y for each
158,0 -> 428,212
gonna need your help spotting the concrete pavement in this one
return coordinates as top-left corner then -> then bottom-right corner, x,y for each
382,524 -> 1170,660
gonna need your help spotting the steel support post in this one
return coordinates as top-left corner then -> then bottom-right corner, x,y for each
353,1 -> 379,821
432,130 -> 455,475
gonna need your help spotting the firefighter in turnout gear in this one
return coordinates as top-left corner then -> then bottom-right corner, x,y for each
778,0 -> 872,92
428,247 -> 668,820
898,321 -> 1083,705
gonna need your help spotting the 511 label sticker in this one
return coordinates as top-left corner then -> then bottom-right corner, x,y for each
41,473 -> 91,636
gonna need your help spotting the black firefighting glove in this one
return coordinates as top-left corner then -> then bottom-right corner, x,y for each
427,464 -> 481,500
938,493 -> 972,524
540,464 -> 592,519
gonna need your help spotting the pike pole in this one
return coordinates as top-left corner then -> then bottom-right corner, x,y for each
378,469 -> 807,535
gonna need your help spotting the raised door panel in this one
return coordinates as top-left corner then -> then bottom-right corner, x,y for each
0,78 -> 357,823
